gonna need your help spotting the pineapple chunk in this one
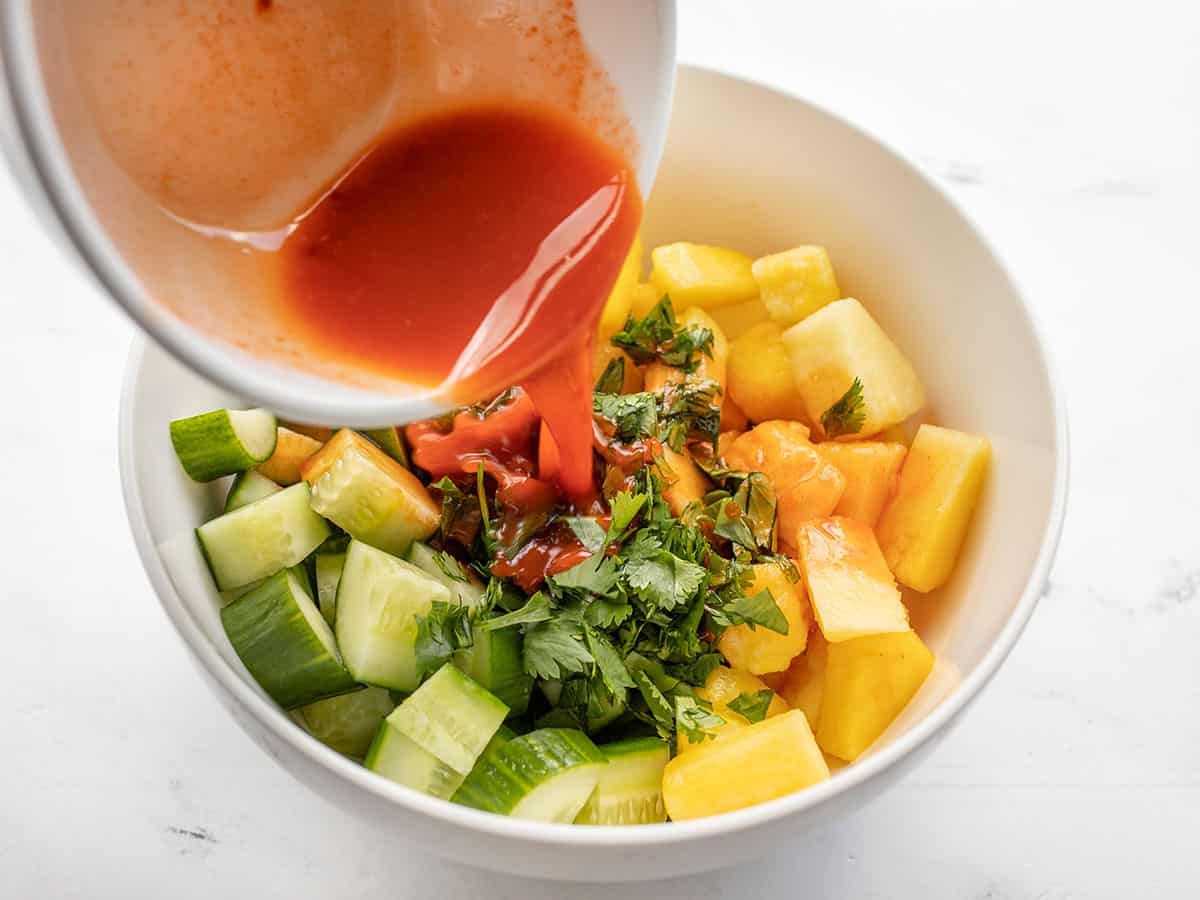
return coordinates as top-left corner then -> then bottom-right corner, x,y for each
876,425 -> 991,592
724,422 -> 845,542
709,296 -> 771,342
718,562 -> 810,674
814,441 -> 907,527
777,628 -> 827,730
796,517 -> 909,642
727,322 -> 810,424
663,710 -> 829,820
301,429 -> 439,557
630,281 -> 661,319
592,341 -> 644,394
782,298 -> 925,438
279,422 -> 336,443
256,427 -> 323,485
817,630 -> 934,761
721,397 -> 749,433
657,445 -> 710,516
677,666 -> 788,753
752,246 -> 841,325
643,306 -> 729,402
597,233 -> 644,340
649,243 -> 758,311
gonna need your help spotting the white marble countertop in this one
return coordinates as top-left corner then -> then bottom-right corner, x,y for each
3,1 -> 1198,896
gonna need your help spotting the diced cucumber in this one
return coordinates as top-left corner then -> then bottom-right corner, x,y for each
536,678 -> 622,732
170,408 -> 278,482
314,550 -> 346,626
220,569 -> 358,709
367,666 -> 507,798
299,686 -> 395,758
364,426 -> 410,467
334,540 -> 451,691
225,469 -> 282,513
453,729 -> 607,822
574,737 -> 669,825
405,542 -> 485,609
450,725 -> 516,804
219,562 -> 309,606
305,430 -> 439,557
196,483 -> 331,590
454,624 -> 533,716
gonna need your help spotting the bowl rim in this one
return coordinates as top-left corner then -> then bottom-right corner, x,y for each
117,62 -> 1069,848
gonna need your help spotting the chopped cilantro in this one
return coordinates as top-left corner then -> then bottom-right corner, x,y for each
594,391 -> 658,443
711,587 -> 790,635
675,695 -> 725,744
484,591 -> 553,630
413,601 -> 474,679
727,689 -> 775,724
549,555 -> 619,597
594,355 -> 626,394
658,378 -> 722,451
523,612 -> 594,681
565,516 -> 607,554
612,296 -> 715,373
431,550 -> 469,583
606,490 -> 646,545
585,626 -> 636,701
821,377 -> 866,438
623,550 -> 707,612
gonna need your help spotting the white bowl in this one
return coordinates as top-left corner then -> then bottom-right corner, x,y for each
119,65 -> 1068,882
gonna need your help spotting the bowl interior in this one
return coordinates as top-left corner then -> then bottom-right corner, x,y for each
122,65 -> 1062,849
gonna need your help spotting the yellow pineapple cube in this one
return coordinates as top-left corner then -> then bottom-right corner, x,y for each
709,296 -> 771,342
724,422 -> 845,546
752,246 -> 841,325
592,341 -> 644,394
279,422 -> 336,443
721,397 -> 749,433
816,630 -> 934,761
677,666 -> 788,754
597,233 -> 643,340
796,517 -> 910,642
814,441 -> 907,527
718,562 -> 810,674
643,306 -> 729,401
876,425 -> 990,592
727,322 -> 810,424
657,445 -> 710,516
256,427 -> 323,485
777,628 -> 827,730
649,243 -> 758,311
782,298 -> 925,438
663,710 -> 829,820
629,281 -> 661,319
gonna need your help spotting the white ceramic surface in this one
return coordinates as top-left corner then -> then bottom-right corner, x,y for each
117,66 -> 1066,882
0,0 -> 676,428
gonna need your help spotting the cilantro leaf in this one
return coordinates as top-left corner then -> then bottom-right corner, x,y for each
727,689 -> 775,724
585,627 -> 636,701
522,616 -> 594,681
431,550 -> 469,583
623,550 -> 707,611
583,595 -> 633,629
666,652 -> 723,687
606,491 -> 646,545
675,695 -> 725,744
484,591 -> 553,630
658,378 -> 722,452
413,601 -> 474,678
594,392 -> 658,443
594,355 -> 626,394
549,554 -> 618,596
430,476 -> 476,544
482,576 -> 527,614
712,588 -> 790,635
565,516 -> 607,554
612,296 -> 715,373
821,377 -> 866,438
632,669 -> 676,738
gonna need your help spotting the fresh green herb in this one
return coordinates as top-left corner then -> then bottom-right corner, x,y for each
484,592 -> 553,630
481,576 -> 526,614
431,476 -> 469,543
593,392 -> 658,443
565,516 -> 607,554
523,611 -> 594,681
711,588 -> 790,635
821,377 -> 866,438
585,626 -> 636,702
623,550 -> 707,612
413,601 -> 474,678
549,555 -> 619,597
658,378 -> 722,452
612,296 -> 715,373
666,652 -> 723,687
583,595 -> 633,629
727,689 -> 775,724
431,550 -> 469,583
675,695 -> 725,744
606,491 -> 646,545
594,355 -> 626,394
632,669 -> 676,739
475,463 -> 493,556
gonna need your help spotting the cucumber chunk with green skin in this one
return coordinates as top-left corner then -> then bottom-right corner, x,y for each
197,483 -> 331,590
364,426 -> 409,467
219,563 -> 310,607
300,686 -> 395,758
367,666 -> 507,797
450,726 -> 516,804
453,728 -> 607,822
314,551 -> 346,626
334,540 -> 451,691
170,408 -> 278,482
405,543 -> 485,609
574,737 -> 669,824
221,569 -> 358,709
225,469 -> 282,513
454,624 -> 533,716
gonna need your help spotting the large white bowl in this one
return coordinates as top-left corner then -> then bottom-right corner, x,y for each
119,65 -> 1067,882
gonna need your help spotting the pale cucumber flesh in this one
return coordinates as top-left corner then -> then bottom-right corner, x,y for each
453,624 -> 533,716
300,686 -> 396,759
574,737 -> 669,825
365,722 -> 466,799
225,469 -> 281,513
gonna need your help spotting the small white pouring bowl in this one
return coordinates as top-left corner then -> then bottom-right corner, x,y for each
0,0 -> 676,426
119,65 -> 1067,881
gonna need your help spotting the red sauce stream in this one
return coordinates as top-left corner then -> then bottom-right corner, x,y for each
278,104 -> 641,502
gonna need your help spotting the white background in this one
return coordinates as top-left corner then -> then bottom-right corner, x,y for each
3,1 -> 1199,897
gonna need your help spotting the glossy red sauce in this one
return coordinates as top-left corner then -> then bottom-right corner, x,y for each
279,104 -> 641,502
